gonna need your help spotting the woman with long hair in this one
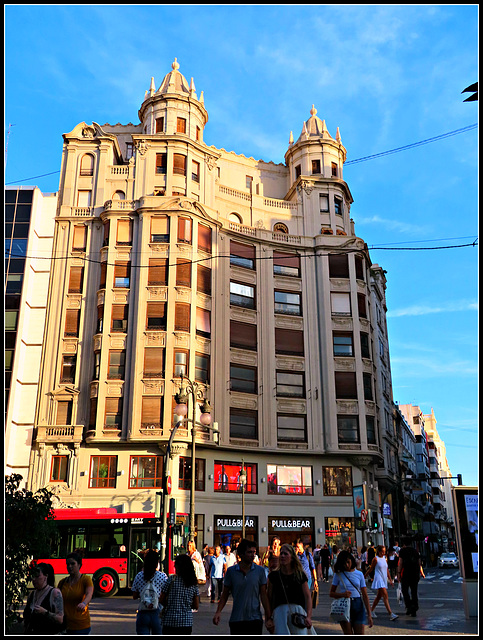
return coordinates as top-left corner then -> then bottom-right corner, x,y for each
58,552 -> 94,635
266,543 -> 312,635
131,549 -> 168,635
364,545 -> 398,620
24,563 -> 64,634
262,536 -> 282,574
160,553 -> 200,635
330,550 -> 373,635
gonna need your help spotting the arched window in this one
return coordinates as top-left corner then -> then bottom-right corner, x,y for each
80,154 -> 95,176
229,213 -> 243,224
273,223 -> 289,234
112,190 -> 126,200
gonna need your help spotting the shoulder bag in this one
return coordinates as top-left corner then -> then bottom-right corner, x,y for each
330,573 -> 351,623
278,572 -> 307,629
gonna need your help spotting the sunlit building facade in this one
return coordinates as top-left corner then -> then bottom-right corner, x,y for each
27,60 -> 397,555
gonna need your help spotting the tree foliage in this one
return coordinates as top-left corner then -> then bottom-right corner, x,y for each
5,474 -> 57,631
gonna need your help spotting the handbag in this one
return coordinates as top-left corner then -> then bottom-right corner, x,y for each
312,588 -> 319,609
278,572 -> 308,629
330,574 -> 351,623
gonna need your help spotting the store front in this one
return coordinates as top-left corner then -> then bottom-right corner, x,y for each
268,516 -> 315,547
214,515 -> 258,548
325,517 -> 356,549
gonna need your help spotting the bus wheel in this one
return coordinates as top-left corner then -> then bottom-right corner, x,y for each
93,569 -> 119,597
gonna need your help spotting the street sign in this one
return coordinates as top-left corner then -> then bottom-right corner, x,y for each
361,509 -> 367,522
166,475 -> 172,495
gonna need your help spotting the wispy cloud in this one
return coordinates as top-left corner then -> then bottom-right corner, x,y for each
355,215 -> 431,236
391,354 -> 477,377
387,299 -> 477,318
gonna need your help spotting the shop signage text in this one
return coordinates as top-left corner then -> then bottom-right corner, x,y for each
215,516 -> 255,530
270,518 -> 312,531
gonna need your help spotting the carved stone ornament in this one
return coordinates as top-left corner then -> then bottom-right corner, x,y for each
179,199 -> 193,210
82,126 -> 95,139
353,455 -> 374,468
135,140 -> 150,156
299,181 -> 314,196
205,155 -> 218,171
255,219 -> 266,229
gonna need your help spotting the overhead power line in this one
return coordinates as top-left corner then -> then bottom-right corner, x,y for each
5,124 -> 478,185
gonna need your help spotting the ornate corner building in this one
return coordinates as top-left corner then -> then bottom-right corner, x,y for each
23,60 -> 399,552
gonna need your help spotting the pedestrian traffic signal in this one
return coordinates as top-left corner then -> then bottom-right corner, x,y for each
168,497 -> 176,526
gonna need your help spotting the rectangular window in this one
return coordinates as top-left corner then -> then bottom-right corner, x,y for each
125,143 -> 134,160
111,304 -> 128,333
56,400 -> 73,425
141,396 -> 163,429
230,241 -> 255,269
76,191 -> 92,208
105,397 -> 122,429
337,415 -> 360,444
64,309 -> 80,337
197,265 -> 212,295
277,414 -> 307,443
130,456 -> 163,488
192,160 -> 200,183
230,281 -> 255,309
331,292 -> 351,315
360,332 -> 371,359
274,290 -> 301,316
334,196 -> 343,215
230,320 -> 257,351
196,126 -> 201,141
174,350 -> 189,377
214,461 -> 257,493
246,176 -> 253,190
230,408 -> 258,440
366,416 -> 377,445
155,117 -> 164,133
96,306 -> 104,334
156,153 -> 167,174
267,465 -> 312,495
174,302 -> 190,332
198,224 -> 212,254
93,351 -> 101,380
195,353 -> 210,384
144,347 -> 164,377
146,302 -> 167,330
333,332 -> 354,357
61,355 -> 76,383
363,373 -> 373,401
176,259 -> 192,287
178,457 -> 205,491
150,216 -> 169,243
173,153 -> 187,176
177,117 -> 187,133
50,456 -> 68,483
68,266 -> 84,293
355,255 -> 365,281
335,372 -> 357,399
319,194 -> 329,212
329,254 -> 349,278
108,350 -> 126,379
72,225 -> 87,251
148,258 -> 168,286
331,163 -> 338,178
312,159 -> 321,174
230,364 -> 257,394
177,217 -> 192,244
322,467 -> 353,496
114,262 -> 131,288
294,165 -> 301,179
116,219 -> 133,245
273,251 -> 300,277
89,456 -> 117,488
196,307 -> 211,338
276,371 -> 305,397
358,293 -> 367,319
99,262 -> 107,289
275,328 -> 304,356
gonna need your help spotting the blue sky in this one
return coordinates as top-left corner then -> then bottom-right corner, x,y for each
5,5 -> 478,485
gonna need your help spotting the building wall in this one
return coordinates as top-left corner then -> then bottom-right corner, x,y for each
26,61 -> 394,549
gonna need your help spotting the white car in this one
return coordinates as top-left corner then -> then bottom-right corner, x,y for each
438,552 -> 459,568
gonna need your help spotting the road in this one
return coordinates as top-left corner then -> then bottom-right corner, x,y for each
8,568 -> 477,635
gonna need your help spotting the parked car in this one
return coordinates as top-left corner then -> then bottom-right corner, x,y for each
438,552 -> 459,568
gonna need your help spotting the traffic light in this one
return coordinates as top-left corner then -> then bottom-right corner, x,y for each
457,474 -> 463,486
372,514 -> 379,530
168,498 -> 176,526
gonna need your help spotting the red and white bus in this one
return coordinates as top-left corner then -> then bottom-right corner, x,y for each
36,507 -> 186,596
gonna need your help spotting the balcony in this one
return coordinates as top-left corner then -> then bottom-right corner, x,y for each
36,424 -> 84,444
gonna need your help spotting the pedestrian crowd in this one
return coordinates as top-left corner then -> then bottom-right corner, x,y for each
21,537 -> 425,635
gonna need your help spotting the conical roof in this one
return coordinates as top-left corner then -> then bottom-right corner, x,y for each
296,105 -> 334,142
157,58 -> 190,95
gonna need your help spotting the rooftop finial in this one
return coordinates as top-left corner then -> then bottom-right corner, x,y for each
310,104 -> 317,117
172,58 -> 180,71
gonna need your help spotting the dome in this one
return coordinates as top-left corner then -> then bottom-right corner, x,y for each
296,105 -> 334,142
157,58 -> 190,95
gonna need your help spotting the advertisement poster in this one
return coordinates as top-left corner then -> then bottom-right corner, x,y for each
352,484 -> 365,517
453,487 -> 478,579
464,494 -> 478,573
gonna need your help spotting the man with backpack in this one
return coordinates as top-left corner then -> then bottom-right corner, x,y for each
397,537 -> 425,617
132,549 -> 168,634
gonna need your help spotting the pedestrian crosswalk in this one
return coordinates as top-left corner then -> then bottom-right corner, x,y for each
423,571 -> 462,583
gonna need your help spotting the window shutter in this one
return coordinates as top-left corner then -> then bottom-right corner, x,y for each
355,255 -> 365,280
196,308 -> 211,336
111,304 -> 128,325
331,292 -> 351,314
148,258 -> 168,286
230,240 -> 255,261
329,254 -> 349,278
358,293 -> 367,318
155,118 -> 164,133
80,154 -> 94,176
68,266 -> 84,293
64,309 -> 80,336
105,397 -> 122,415
230,320 -> 257,350
197,265 -> 211,295
73,225 -> 87,250
99,262 -> 107,288
177,118 -> 187,133
275,328 -> 304,355
175,303 -> 190,332
198,224 -> 212,253
176,259 -> 192,287
273,251 -> 300,274
89,397 -> 97,430
116,219 -> 132,244
146,302 -> 167,329
144,348 -> 164,376
177,217 -> 192,242
151,216 -> 169,237
173,153 -> 187,175
335,372 -> 358,399
114,262 -> 131,279
56,400 -> 72,425
142,397 -> 163,424
156,153 -> 167,173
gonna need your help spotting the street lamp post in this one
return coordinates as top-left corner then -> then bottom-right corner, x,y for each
173,374 -> 213,544
239,460 -> 247,539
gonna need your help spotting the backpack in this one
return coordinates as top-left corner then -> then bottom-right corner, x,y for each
139,578 -> 159,610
